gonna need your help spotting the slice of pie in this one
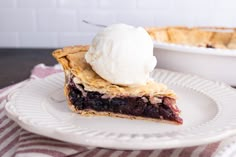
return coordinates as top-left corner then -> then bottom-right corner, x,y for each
53,46 -> 183,124
146,26 -> 236,49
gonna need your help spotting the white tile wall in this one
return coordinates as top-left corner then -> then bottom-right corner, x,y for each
215,0 -> 236,8
58,0 -> 98,9
58,32 -> 96,47
17,0 -> 56,8
173,0 -> 214,9
137,0 -> 172,9
0,33 -> 18,47
0,0 -> 15,8
37,9 -> 77,32
0,0 -> 235,48
210,10 -> 236,27
18,32 -> 58,47
0,9 -> 35,32
116,11 -> 154,26
99,0 -> 136,9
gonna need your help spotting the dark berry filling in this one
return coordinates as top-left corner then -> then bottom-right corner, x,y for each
206,44 -> 215,48
68,78 -> 183,124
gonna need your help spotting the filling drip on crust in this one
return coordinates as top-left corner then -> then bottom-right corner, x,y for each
67,76 -> 183,124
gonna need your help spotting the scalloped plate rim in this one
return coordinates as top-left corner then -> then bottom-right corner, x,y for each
4,70 -> 236,150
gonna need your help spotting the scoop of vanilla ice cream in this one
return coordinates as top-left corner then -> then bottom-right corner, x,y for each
85,24 -> 157,86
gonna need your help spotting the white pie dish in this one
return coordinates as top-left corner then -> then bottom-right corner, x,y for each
4,70 -> 236,150
153,41 -> 236,86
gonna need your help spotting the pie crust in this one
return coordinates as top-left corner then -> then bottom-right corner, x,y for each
53,46 -> 183,124
146,27 -> 236,49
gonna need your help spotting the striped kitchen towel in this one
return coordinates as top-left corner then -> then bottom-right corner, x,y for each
0,64 -> 234,157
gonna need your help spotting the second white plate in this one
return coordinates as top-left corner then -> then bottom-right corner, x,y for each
5,70 -> 236,150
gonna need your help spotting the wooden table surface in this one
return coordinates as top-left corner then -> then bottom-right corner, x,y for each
0,48 -> 57,88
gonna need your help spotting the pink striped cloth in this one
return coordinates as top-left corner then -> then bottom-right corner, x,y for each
0,64 -> 234,157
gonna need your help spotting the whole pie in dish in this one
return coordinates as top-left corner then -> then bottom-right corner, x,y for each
146,27 -> 236,49
53,46 -> 183,124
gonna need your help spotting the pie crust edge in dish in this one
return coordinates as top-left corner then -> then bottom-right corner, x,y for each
146,26 -> 236,49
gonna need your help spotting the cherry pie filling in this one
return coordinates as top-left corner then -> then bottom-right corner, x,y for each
67,77 -> 183,124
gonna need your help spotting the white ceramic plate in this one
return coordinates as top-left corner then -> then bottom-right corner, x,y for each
153,41 -> 236,86
5,70 -> 236,150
